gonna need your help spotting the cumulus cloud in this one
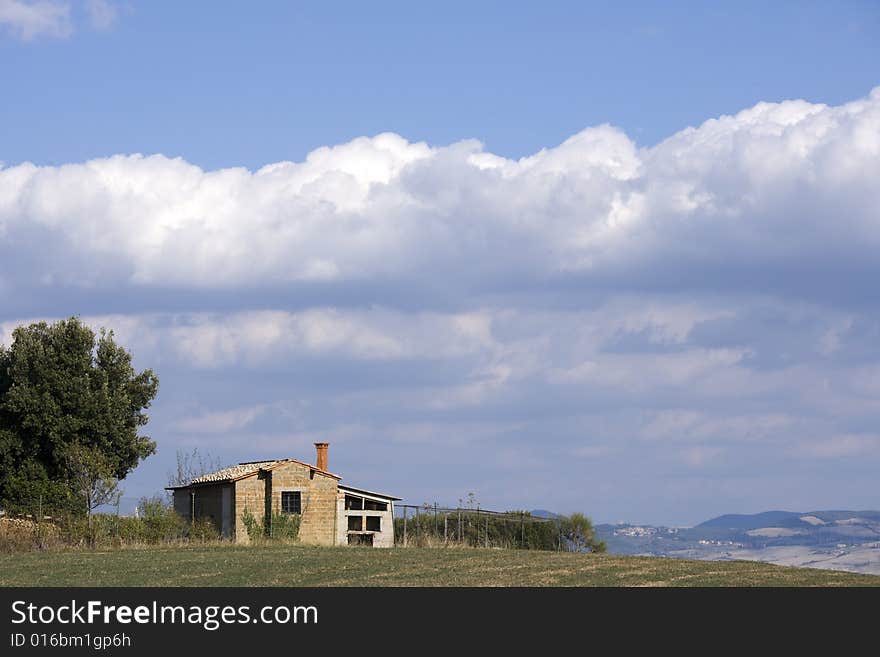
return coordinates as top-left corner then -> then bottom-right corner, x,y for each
1,89 -> 878,303
173,404 -> 269,433
0,0 -> 121,40
3,89 -> 880,521
0,0 -> 71,39
85,0 -> 116,30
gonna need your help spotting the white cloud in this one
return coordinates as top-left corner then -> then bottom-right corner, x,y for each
3,89 -> 880,519
174,404 -> 268,433
0,0 -> 71,40
0,0 -> 122,40
1,89 -> 878,297
803,434 -> 880,459
86,0 -> 116,30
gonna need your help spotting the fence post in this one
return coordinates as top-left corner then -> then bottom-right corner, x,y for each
444,513 -> 448,544
485,512 -> 489,548
458,509 -> 462,545
403,506 -> 408,547
520,512 -> 525,549
476,504 -> 480,548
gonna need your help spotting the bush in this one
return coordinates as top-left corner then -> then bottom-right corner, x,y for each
139,496 -> 187,543
240,508 -> 300,543
393,508 -> 605,552
241,508 -> 263,542
268,512 -> 300,540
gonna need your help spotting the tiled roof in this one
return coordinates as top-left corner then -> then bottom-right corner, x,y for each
166,457 -> 342,489
190,461 -> 279,484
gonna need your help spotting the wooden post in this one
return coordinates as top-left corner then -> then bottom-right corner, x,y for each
444,514 -> 448,544
521,512 -> 525,549
458,509 -> 462,544
403,506 -> 408,547
476,504 -> 480,548
485,512 -> 489,548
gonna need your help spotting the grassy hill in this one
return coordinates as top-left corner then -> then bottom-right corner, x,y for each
1,544 -> 878,586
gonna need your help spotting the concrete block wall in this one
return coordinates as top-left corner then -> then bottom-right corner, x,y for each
172,490 -> 191,522
192,484 -> 224,534
336,492 -> 395,548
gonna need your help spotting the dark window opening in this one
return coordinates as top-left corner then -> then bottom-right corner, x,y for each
345,495 -> 363,510
281,491 -> 301,515
348,515 -> 363,531
348,533 -> 373,546
366,516 -> 381,532
364,499 -> 388,511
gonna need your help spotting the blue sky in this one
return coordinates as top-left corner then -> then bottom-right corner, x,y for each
3,1 -> 879,168
1,1 -> 879,525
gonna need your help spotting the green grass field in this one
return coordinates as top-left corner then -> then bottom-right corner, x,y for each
1,544 -> 878,586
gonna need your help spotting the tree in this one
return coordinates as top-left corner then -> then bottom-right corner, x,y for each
166,448 -> 224,489
561,512 -> 607,553
0,317 -> 159,515
65,443 -> 121,542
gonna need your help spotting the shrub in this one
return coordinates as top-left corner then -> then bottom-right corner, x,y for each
240,508 -> 300,543
187,518 -> 221,543
268,512 -> 300,540
139,496 -> 187,543
241,508 -> 263,542
393,508 -> 604,552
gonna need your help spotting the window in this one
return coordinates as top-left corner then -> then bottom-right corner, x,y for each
281,491 -> 301,515
364,499 -> 388,511
366,516 -> 381,532
348,515 -> 363,531
348,533 -> 373,546
345,495 -> 363,511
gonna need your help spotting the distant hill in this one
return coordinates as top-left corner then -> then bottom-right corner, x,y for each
530,509 -> 560,519
596,509 -> 880,575
698,510 -> 880,530
698,511 -> 804,529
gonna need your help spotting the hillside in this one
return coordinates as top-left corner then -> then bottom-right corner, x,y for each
597,509 -> 880,575
0,544 -> 878,587
697,510 -> 880,530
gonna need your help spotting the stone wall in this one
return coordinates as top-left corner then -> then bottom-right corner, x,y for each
268,461 -> 338,546
233,474 -> 264,544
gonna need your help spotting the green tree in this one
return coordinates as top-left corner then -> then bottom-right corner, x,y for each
561,512 -> 606,553
0,317 -> 159,515
65,443 -> 121,543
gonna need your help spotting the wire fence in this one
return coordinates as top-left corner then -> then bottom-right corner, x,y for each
394,503 -> 565,551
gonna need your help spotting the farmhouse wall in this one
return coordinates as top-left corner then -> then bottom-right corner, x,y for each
192,484 -> 224,534
336,491 -> 395,548
234,474 -> 264,544
268,461 -> 337,546
172,489 -> 191,522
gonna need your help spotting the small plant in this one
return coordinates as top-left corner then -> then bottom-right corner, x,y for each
240,508 -> 300,543
268,512 -> 300,540
241,508 -> 263,542
187,518 -> 221,543
139,496 -> 187,543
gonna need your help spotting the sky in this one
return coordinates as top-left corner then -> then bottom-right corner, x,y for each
1,1 -> 879,525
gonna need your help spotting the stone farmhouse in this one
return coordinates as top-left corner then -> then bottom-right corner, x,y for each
166,443 -> 400,547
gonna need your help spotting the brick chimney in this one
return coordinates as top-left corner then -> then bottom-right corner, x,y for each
314,442 -> 329,472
